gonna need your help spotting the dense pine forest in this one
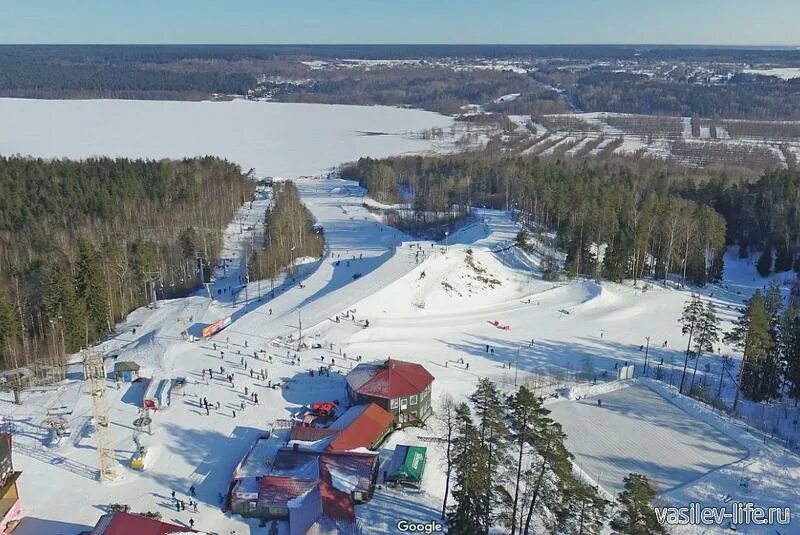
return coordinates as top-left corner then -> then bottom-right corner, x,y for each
248,181 -> 325,282
0,156 -> 254,370
342,154 -> 800,286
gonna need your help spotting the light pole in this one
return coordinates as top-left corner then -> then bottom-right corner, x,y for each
643,336 -> 650,377
514,344 -> 521,386
445,231 -> 449,253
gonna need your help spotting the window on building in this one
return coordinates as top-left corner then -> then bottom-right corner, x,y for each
391,398 -> 399,409
410,394 -> 418,405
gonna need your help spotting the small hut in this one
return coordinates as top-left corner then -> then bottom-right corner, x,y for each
384,445 -> 427,488
113,361 -> 140,383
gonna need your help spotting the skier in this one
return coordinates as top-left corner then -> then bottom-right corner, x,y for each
189,485 -> 196,497
597,399 -> 602,407
269,308 -> 272,315
189,519 -> 195,528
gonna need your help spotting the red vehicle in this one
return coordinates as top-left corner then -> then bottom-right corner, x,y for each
310,401 -> 338,417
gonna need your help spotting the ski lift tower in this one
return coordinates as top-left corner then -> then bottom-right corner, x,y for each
84,352 -> 117,482
143,272 -> 161,309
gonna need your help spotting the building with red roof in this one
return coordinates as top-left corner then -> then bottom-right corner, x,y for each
345,358 -> 434,426
90,511 -> 196,535
327,403 -> 394,452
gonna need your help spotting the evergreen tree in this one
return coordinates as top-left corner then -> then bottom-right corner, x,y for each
782,305 -> 800,404
689,301 -> 720,393
756,244 -> 773,277
447,402 -> 487,534
774,242 -> 793,272
506,386 -> 549,535
521,421 -> 573,535
725,290 -> 777,407
45,263 -> 87,354
75,240 -> 110,341
470,379 -> 512,534
0,287 -> 21,366
558,481 -> 609,535
610,473 -> 666,534
678,295 -> 704,394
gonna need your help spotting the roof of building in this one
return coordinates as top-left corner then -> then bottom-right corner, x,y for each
327,403 -> 394,452
345,359 -> 434,400
236,435 -> 282,479
113,361 -> 140,372
257,476 -> 317,508
385,445 -> 427,482
319,464 -> 356,521
320,453 -> 377,494
289,426 -> 338,443
270,449 -> 321,480
92,511 -> 195,535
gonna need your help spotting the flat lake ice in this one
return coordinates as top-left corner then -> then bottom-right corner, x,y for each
0,98 -> 453,177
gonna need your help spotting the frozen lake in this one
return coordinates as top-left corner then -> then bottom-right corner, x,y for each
0,98 -> 453,177
548,383 -> 748,494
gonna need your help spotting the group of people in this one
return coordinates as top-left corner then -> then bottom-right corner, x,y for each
169,487 -> 198,525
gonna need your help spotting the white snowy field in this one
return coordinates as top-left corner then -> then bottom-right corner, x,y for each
547,382 -> 747,494
2,169 -> 800,533
0,98 -> 454,177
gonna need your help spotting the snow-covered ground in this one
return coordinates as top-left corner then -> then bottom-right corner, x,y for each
547,382 -> 747,495
0,98 -> 454,178
742,67 -> 800,80
3,99 -> 800,533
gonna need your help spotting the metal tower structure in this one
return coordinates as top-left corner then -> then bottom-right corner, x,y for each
84,352 -> 117,482
143,272 -> 161,309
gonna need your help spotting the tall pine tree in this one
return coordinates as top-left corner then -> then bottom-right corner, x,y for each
610,473 -> 666,534
75,240 -> 111,342
678,295 -> 704,394
688,300 -> 720,394
447,402 -> 487,534
725,290 -> 777,408
470,379 -> 512,534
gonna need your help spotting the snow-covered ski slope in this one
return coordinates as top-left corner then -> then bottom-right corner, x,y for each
1,99 -> 799,532
8,177 -> 800,533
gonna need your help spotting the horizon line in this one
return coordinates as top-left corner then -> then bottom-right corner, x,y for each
0,43 -> 798,48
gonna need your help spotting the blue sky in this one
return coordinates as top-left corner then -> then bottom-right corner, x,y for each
2,0 -> 798,45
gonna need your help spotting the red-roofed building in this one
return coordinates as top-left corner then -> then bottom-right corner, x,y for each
90,511 -> 196,535
327,404 -> 394,452
345,359 -> 434,426
289,426 -> 338,443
